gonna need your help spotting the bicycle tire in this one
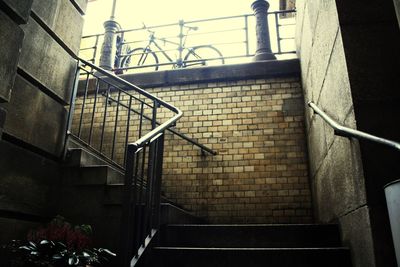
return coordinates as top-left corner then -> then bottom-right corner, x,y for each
183,45 -> 225,67
120,47 -> 159,73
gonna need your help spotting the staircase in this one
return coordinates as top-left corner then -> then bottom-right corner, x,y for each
141,224 -> 352,267
59,145 -> 203,252
64,59 -> 353,267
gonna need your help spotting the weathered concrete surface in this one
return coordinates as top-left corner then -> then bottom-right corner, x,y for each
313,136 -> 366,221
297,0 -> 400,266
0,9 -> 24,103
79,59 -> 301,95
1,75 -> 68,157
19,18 -> 77,104
121,59 -> 300,88
0,107 -> 6,138
394,0 -> 400,28
0,140 -> 59,221
340,206 -> 376,267
32,0 -> 85,54
0,0 -> 32,24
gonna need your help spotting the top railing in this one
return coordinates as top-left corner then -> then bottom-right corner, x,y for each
67,58 -> 183,168
79,10 -> 297,74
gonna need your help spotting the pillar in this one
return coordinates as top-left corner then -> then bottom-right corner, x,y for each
252,0 -> 276,61
99,19 -> 121,71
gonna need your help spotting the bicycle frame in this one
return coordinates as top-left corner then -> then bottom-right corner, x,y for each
117,21 -> 224,72
120,22 -> 199,69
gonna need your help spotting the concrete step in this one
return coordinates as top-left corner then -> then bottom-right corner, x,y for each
159,224 -> 342,248
151,247 -> 352,267
65,148 -> 111,167
102,185 -> 205,224
64,165 -> 125,185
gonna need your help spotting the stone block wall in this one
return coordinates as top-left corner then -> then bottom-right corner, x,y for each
296,0 -> 400,266
72,61 -> 313,224
0,0 -> 87,244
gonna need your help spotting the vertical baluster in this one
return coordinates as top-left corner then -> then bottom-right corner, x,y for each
100,85 -> 111,153
65,61 -> 81,137
244,15 -> 250,56
132,146 -> 142,253
121,144 -> 138,267
63,61 -> 81,158
88,78 -> 100,145
275,12 -> 282,54
148,101 -> 158,234
145,139 -> 156,238
77,72 -> 91,138
138,102 -> 144,139
93,35 -> 100,64
111,90 -> 121,160
135,101 -> 145,248
152,133 -> 164,230
151,100 -> 158,129
123,95 -> 133,167
137,145 -> 147,246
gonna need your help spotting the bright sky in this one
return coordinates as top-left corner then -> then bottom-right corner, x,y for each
83,0 -> 281,35
81,0 -> 295,70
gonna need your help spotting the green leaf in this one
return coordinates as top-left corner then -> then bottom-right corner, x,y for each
19,246 -> 33,251
68,255 -> 79,265
52,253 -> 63,260
99,248 -> 116,257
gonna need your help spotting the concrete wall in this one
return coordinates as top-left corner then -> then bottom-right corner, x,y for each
0,0 -> 87,244
72,60 -> 313,224
394,0 -> 400,28
296,0 -> 400,266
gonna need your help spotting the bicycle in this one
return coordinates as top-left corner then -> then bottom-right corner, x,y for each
116,21 -> 225,73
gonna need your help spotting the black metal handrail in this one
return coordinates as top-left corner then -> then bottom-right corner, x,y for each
308,101 -> 400,151
106,95 -> 217,155
67,58 -> 185,266
80,59 -> 183,139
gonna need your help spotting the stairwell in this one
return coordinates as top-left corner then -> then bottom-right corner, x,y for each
59,145 -> 203,252
61,59 -> 354,266
149,224 -> 352,267
61,145 -> 353,267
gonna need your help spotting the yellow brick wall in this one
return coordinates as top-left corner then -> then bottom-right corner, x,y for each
72,76 -> 312,223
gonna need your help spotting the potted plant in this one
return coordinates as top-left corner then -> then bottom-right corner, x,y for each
0,216 -> 116,266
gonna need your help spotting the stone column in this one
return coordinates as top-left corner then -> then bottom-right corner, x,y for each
394,0 -> 400,29
252,0 -> 276,61
99,19 -> 121,71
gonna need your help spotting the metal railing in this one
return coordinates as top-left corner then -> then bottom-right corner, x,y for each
68,60 -> 215,170
79,10 -> 297,73
67,58 -> 208,266
308,101 -> 400,152
106,95 -> 217,156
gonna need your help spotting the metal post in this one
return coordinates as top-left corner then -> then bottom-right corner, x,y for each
251,0 -> 276,61
177,20 -> 184,68
99,0 -> 121,71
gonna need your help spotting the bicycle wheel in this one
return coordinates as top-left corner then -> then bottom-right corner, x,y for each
183,45 -> 225,68
120,47 -> 159,73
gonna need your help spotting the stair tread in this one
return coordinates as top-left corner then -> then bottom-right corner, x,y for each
165,223 -> 336,227
154,246 -> 350,250
160,223 -> 342,248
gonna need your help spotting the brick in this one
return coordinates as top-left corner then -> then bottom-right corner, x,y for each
72,76 -> 311,224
